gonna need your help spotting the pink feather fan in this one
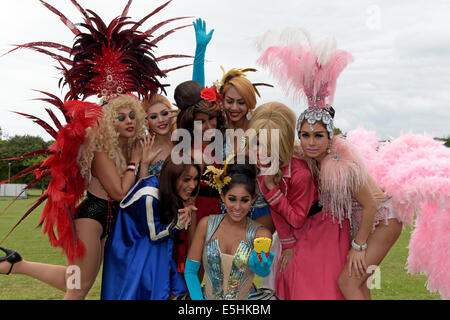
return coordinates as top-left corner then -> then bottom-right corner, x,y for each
255,28 -> 354,109
347,127 -> 450,299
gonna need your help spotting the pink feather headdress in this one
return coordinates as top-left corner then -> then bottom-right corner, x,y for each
256,28 -> 362,225
255,28 -> 354,138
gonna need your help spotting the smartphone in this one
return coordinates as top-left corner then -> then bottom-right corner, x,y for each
253,237 -> 272,262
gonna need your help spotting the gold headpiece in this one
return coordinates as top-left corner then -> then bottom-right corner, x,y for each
203,154 -> 234,193
215,66 -> 274,97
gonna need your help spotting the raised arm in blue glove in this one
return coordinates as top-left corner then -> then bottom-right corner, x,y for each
192,18 -> 214,86
249,250 -> 275,278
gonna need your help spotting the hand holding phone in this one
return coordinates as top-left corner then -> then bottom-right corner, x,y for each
253,237 -> 272,262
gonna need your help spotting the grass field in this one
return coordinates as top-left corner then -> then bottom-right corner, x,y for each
0,189 -> 441,300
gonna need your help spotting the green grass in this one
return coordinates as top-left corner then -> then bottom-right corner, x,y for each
0,190 -> 441,300
0,189 -> 102,300
370,226 -> 440,300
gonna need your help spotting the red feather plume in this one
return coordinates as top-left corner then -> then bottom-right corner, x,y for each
4,0 -> 193,102
34,101 -> 103,262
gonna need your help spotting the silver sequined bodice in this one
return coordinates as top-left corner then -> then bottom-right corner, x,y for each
202,214 -> 261,300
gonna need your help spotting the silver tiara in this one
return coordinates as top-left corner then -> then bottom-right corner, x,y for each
297,108 -> 334,139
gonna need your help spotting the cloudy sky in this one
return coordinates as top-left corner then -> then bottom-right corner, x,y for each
0,0 -> 449,141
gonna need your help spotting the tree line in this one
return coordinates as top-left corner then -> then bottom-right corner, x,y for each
0,133 -> 53,188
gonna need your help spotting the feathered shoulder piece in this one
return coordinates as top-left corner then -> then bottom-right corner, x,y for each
1,100 -> 103,262
6,0 -> 192,102
314,136 -> 368,225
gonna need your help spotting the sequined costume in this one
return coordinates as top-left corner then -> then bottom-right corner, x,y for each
75,192 -> 119,239
147,160 -> 164,176
202,214 -> 262,300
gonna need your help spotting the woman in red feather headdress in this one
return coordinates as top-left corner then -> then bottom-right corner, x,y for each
1,94 -> 146,299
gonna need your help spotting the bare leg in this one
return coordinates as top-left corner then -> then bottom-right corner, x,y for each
338,219 -> 403,300
64,218 -> 104,300
362,279 -> 371,300
1,260 -> 67,291
1,218 -> 104,299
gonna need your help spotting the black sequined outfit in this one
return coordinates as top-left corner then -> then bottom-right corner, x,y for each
75,192 -> 119,239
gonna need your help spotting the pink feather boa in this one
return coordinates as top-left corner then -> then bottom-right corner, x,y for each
303,135 -> 368,226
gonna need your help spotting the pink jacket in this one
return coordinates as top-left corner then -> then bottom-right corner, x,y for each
258,158 -> 318,249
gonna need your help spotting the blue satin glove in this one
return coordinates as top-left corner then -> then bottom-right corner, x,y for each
249,250 -> 274,278
192,18 -> 214,86
184,258 -> 204,300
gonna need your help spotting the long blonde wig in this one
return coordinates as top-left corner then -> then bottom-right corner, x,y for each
78,94 -> 147,183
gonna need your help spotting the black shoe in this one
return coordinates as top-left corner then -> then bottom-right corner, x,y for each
0,247 -> 22,275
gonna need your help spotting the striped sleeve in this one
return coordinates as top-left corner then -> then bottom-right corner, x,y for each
257,179 -> 296,250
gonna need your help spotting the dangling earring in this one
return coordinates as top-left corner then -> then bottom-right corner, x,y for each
327,142 -> 332,154
246,110 -> 252,120
249,206 -> 255,219
220,202 -> 226,215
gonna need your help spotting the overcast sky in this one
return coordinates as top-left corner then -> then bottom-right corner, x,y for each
0,0 -> 449,141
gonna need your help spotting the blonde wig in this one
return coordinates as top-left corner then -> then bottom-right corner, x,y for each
221,76 -> 257,110
249,102 -> 297,179
78,94 -> 147,183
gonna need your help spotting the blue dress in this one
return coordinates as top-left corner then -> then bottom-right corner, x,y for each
101,175 -> 186,300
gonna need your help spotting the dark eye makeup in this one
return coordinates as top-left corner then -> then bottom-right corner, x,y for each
148,110 -> 169,120
118,112 -> 135,121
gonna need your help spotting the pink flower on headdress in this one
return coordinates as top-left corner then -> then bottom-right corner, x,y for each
201,86 -> 223,103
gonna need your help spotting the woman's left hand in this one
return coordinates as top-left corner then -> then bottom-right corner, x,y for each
140,134 -> 162,165
279,247 -> 294,273
167,109 -> 178,120
193,18 -> 214,47
347,248 -> 367,278
263,174 -> 277,191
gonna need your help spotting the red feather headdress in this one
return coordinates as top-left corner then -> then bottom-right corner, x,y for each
6,0 -> 192,102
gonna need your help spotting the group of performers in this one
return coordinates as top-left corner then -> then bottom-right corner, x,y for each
0,1 -> 449,301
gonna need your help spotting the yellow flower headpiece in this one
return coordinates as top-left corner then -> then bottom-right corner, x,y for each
214,66 -> 274,97
203,154 -> 234,193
